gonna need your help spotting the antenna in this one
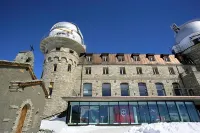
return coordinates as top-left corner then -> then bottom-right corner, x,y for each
30,45 -> 34,52
171,23 -> 180,33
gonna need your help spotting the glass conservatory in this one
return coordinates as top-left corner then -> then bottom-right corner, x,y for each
67,101 -> 200,125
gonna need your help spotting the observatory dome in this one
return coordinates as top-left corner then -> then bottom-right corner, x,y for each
49,22 -> 84,45
175,20 -> 200,43
40,21 -> 86,54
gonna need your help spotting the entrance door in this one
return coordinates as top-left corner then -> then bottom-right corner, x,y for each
16,105 -> 28,133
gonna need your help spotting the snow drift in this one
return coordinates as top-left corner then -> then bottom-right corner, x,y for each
40,120 -> 200,133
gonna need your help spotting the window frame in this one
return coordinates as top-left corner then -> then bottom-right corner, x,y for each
120,67 -> 126,75
85,67 -> 91,75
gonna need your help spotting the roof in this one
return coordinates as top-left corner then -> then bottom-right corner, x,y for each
0,60 -> 36,79
62,96 -> 200,103
81,53 -> 181,65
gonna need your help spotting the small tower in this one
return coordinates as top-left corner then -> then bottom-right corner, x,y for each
14,51 -> 34,68
171,20 -> 200,68
40,22 -> 86,117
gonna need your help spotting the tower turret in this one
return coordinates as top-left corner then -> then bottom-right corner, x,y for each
171,20 -> 200,67
40,22 -> 86,117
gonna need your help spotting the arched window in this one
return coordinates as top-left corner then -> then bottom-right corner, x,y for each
83,83 -> 92,97
120,83 -> 129,96
68,64 -> 71,72
188,89 -> 194,96
16,105 -> 29,133
138,83 -> 148,96
172,83 -> 182,96
102,83 -> 111,96
155,83 -> 166,96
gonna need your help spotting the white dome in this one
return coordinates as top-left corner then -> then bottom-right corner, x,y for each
40,21 -> 86,54
175,20 -> 200,43
50,22 -> 78,32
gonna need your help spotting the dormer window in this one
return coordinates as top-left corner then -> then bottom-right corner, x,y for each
161,54 -> 170,62
116,54 -> 125,62
102,56 -> 108,62
146,54 -> 155,61
86,55 -> 92,62
100,53 -> 109,62
131,54 -> 140,61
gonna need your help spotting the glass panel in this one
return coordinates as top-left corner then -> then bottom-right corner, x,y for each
148,102 -> 160,123
176,102 -> 190,122
118,102 -> 130,124
185,102 -> 200,122
102,83 -> 111,96
138,83 -> 148,96
80,105 -> 89,124
90,102 -> 99,105
121,83 -> 129,96
157,102 -> 170,122
155,83 -> 166,96
109,102 -> 119,124
99,102 -> 109,124
70,102 -> 80,124
80,102 -> 89,105
83,83 -> 92,96
138,102 -> 150,123
166,102 -> 180,122
129,102 -> 140,124
89,106 -> 99,124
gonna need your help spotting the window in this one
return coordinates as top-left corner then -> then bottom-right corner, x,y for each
172,83 -> 182,96
48,82 -> 54,98
185,102 -> 200,122
148,102 -> 160,123
132,55 -> 140,61
53,64 -> 57,71
148,56 -> 155,61
168,67 -> 175,75
163,56 -> 170,62
117,56 -> 124,62
120,67 -> 126,75
85,67 -> 91,74
188,89 -> 194,96
157,102 -> 170,122
138,102 -> 150,123
166,102 -> 180,122
155,83 -> 166,96
86,56 -> 92,62
69,101 -> 200,125
56,47 -> 60,51
120,83 -> 129,96
176,102 -> 190,122
136,67 -> 142,74
102,56 -> 108,62
102,83 -> 111,96
138,83 -> 148,96
83,83 -> 92,97
103,67 -> 109,75
152,67 -> 159,74
68,64 -> 71,72
69,50 -> 74,54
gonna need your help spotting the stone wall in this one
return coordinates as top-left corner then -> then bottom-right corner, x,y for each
75,64 -> 183,97
0,66 -> 45,133
42,47 -> 80,117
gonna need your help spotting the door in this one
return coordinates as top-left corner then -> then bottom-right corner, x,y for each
16,105 -> 28,133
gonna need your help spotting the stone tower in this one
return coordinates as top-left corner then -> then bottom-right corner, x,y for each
14,51 -> 34,68
171,20 -> 200,69
40,22 -> 86,117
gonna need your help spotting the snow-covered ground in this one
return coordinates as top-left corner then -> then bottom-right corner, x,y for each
40,119 -> 200,133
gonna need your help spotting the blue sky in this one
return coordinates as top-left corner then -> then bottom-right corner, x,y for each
1,0 -> 200,78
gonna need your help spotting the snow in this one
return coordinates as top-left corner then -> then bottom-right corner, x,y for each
40,120 -> 200,133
